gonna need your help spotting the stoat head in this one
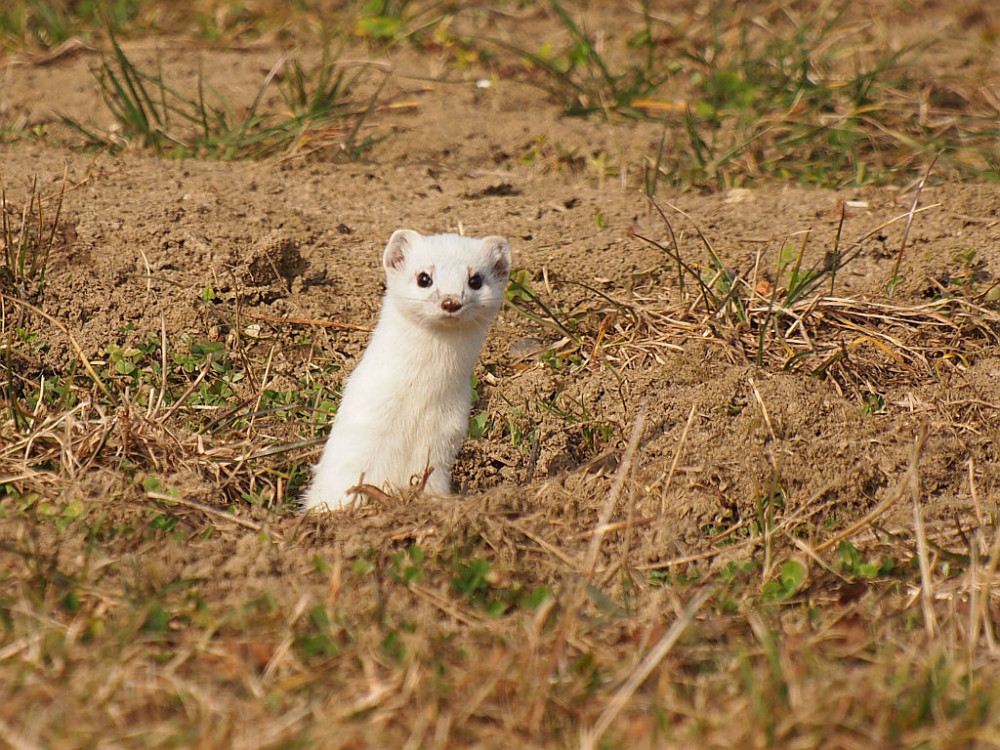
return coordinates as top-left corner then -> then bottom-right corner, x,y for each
382,229 -> 511,331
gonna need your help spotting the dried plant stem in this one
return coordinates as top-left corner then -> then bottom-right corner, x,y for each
160,358 -> 213,422
748,376 -> 776,442
911,467 -> 937,638
407,583 -> 488,628
660,403 -> 696,516
248,344 -> 276,436
638,484 -> 838,571
888,155 -> 938,291
969,457 -> 984,527
573,515 -> 658,542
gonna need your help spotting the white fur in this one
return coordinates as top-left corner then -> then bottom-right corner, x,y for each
302,229 -> 511,512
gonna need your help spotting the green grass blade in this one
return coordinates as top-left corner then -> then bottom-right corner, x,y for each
547,0 -> 615,87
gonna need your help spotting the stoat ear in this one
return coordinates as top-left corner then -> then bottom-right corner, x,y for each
383,229 -> 421,274
481,236 -> 511,281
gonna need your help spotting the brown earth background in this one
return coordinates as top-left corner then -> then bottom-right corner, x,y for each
1,1 -> 1000,748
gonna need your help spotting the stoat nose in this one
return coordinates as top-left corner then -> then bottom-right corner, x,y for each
441,297 -> 462,313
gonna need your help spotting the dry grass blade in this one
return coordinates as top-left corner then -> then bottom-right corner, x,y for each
0,717 -> 42,750
909,426 -> 937,638
145,491 -> 266,533
637,482 -> 837,572
406,582 -> 490,628
889,155 -> 939,293
747,376 -> 776,441
660,402 -> 696,515
581,399 -> 648,579
580,587 -> 712,750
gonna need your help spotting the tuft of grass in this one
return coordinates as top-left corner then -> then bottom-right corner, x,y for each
0,173 -> 65,299
621,197 -> 1000,401
488,0 -> 669,118
666,1 -> 927,188
63,34 -> 387,160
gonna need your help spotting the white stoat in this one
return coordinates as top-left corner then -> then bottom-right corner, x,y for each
302,229 -> 511,512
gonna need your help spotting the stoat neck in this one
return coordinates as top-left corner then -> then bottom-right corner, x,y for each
374,298 -> 487,384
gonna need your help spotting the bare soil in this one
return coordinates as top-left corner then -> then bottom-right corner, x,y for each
1,3 -> 999,748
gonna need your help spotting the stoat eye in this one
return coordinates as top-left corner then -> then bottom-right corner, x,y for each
417,272 -> 433,288
468,273 -> 483,290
